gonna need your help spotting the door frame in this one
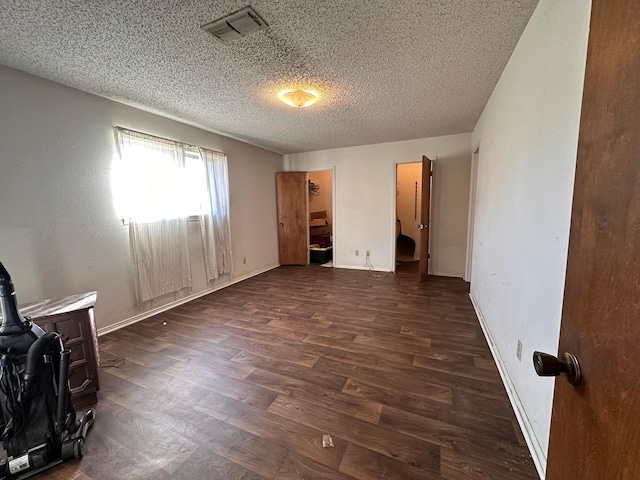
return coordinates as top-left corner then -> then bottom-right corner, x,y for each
464,146 -> 480,282
306,166 -> 336,266
392,158 -> 433,274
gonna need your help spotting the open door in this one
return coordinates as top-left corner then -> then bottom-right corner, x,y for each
418,156 -> 433,281
539,2 -> 640,477
276,172 -> 308,265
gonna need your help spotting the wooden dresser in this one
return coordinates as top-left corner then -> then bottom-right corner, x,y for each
17,292 -> 100,409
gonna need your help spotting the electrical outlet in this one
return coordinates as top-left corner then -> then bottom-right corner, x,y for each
366,250 -> 370,257
516,340 -> 523,361
243,257 -> 247,264
355,250 -> 359,256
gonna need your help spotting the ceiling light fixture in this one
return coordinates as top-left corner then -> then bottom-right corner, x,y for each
278,89 -> 318,108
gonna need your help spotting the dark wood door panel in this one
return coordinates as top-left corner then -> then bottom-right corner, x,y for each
277,171 -> 309,265
547,1 -> 640,477
419,156 -> 433,281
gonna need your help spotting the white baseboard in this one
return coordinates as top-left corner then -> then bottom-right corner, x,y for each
98,263 -> 280,336
333,265 -> 462,277
431,271 -> 464,278
469,292 -> 546,480
333,264 -> 393,272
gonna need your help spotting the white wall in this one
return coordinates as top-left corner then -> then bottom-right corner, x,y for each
285,133 -> 471,275
0,65 -> 282,331
469,1 -> 591,476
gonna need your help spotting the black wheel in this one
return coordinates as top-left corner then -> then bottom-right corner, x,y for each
61,440 -> 75,460
73,438 -> 84,459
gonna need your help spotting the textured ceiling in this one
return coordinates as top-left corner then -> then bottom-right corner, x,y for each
0,0 -> 538,154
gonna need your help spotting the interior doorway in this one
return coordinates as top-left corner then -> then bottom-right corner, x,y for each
395,157 -> 434,279
395,162 -> 422,273
308,169 -> 334,267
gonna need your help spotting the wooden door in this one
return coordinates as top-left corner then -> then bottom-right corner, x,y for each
418,156 -> 433,281
545,1 -> 640,477
276,172 -> 309,265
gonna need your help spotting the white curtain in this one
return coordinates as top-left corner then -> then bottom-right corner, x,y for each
198,147 -> 233,282
114,128 -> 192,303
128,219 -> 191,303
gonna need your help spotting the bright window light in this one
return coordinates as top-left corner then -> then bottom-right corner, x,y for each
112,136 -> 209,223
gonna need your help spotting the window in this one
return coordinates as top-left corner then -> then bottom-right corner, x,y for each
112,131 -> 207,223
112,127 -> 232,302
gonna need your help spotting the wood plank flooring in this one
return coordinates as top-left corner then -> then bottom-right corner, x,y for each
36,265 -> 538,479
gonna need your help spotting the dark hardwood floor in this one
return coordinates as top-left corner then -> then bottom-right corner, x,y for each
37,264 -> 538,479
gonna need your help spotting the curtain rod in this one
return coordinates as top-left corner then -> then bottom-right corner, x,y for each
114,126 -> 224,156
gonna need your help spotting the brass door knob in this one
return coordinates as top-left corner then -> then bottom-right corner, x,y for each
533,351 -> 582,386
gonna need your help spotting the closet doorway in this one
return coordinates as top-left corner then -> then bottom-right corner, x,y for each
395,156 -> 433,279
308,169 -> 334,267
276,169 -> 334,267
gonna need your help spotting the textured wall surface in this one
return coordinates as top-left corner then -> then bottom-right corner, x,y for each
0,65 -> 282,330
286,133 -> 471,276
470,1 -> 591,475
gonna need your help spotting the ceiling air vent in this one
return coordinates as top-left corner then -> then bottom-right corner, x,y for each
201,6 -> 269,43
